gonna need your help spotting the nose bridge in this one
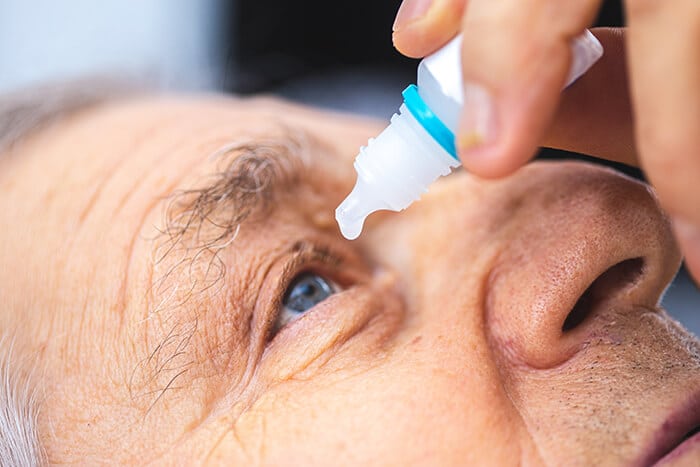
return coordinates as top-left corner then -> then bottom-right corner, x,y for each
362,167 -> 532,313
360,171 -> 508,339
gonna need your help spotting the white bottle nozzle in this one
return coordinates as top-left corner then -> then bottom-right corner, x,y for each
335,100 -> 460,240
335,177 -> 390,240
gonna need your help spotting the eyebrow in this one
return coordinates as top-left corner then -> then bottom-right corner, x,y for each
154,131 -> 323,293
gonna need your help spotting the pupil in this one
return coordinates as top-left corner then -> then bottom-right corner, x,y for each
284,274 -> 333,313
301,282 -> 317,297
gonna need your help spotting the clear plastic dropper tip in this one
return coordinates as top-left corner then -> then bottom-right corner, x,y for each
335,178 -> 389,240
335,191 -> 368,240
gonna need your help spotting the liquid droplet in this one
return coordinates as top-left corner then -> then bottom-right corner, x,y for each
337,218 -> 364,240
335,177 -> 390,240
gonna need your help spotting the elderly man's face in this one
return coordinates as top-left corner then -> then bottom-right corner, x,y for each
1,96 -> 699,465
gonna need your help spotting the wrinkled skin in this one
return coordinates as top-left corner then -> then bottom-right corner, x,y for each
0,95 -> 698,465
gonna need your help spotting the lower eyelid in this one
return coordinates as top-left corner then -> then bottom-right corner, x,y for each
272,273 -> 344,338
277,268 -> 400,345
262,287 -> 370,363
259,281 -> 405,385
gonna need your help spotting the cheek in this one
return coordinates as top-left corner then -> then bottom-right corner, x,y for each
228,352 -> 526,465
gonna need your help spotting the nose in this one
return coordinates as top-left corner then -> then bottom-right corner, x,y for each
364,161 -> 681,369
482,163 -> 681,368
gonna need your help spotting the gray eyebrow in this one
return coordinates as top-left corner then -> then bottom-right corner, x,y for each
0,77 -> 142,155
162,133 -> 309,260
138,136 -> 314,413
152,133 -> 322,300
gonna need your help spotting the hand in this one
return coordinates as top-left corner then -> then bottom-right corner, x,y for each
392,0 -> 700,284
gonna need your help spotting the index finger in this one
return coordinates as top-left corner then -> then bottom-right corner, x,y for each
392,0 -> 467,58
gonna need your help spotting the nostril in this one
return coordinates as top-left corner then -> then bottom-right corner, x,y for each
562,257 -> 645,332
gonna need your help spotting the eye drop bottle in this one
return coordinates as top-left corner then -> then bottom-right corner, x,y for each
336,30 -> 604,240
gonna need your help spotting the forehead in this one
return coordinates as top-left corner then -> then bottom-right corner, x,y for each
0,97 -> 387,274
0,80 -> 129,155
0,93 -> 381,300
0,93 -> 383,174
0,94 -> 381,300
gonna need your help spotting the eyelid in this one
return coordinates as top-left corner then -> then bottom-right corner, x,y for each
265,240 -> 360,341
279,241 -> 347,286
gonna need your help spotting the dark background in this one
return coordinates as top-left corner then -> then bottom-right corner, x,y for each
226,1 -> 623,94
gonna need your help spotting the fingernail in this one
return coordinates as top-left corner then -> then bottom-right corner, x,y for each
673,217 -> 700,285
393,0 -> 433,32
457,82 -> 497,156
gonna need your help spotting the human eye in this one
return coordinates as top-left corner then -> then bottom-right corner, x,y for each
261,240 -> 358,340
274,272 -> 339,333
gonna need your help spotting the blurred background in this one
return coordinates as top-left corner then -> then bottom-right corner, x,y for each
0,0 -> 697,334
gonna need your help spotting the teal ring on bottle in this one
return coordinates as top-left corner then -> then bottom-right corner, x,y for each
401,84 -> 457,159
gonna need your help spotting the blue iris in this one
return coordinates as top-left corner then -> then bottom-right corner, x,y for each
283,273 -> 335,314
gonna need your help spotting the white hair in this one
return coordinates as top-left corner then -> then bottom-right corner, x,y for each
0,338 -> 46,466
